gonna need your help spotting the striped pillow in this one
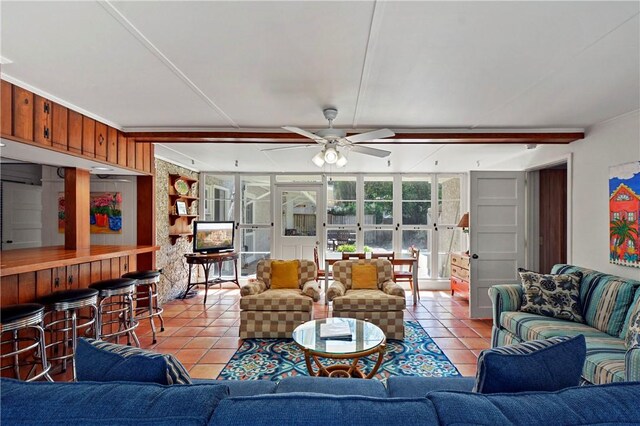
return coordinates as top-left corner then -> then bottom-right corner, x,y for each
582,278 -> 636,336
79,338 -> 191,385
473,335 -> 586,394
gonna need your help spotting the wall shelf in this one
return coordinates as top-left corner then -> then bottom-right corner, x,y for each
168,174 -> 199,246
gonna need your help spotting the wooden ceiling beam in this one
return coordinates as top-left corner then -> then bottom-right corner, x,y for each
127,131 -> 584,144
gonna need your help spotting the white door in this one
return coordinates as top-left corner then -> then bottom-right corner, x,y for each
469,171 -> 525,318
1,181 -> 43,250
275,185 -> 322,260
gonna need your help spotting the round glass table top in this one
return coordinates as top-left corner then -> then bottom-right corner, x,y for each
292,318 -> 385,355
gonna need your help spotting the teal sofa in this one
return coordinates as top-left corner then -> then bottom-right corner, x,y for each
489,264 -> 640,384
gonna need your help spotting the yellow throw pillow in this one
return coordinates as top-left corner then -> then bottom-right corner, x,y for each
270,260 -> 300,289
351,264 -> 378,289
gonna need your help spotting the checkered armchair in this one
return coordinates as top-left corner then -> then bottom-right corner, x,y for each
239,259 -> 319,338
327,259 -> 406,340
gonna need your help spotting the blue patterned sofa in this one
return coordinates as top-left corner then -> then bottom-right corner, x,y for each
489,264 -> 640,385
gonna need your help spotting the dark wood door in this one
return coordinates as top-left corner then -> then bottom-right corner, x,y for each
539,168 -> 567,273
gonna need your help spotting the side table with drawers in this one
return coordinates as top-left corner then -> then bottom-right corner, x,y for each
450,252 -> 470,300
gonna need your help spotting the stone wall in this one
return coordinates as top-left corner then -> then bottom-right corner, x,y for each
155,158 -> 198,304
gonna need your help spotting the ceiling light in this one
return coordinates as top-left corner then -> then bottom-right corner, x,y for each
0,142 -> 5,147
0,56 -> 13,65
92,166 -> 113,171
335,152 -> 347,168
324,147 -> 338,164
311,151 -> 325,167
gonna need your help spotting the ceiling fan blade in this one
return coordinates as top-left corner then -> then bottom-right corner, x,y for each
349,144 -> 391,158
345,128 -> 395,143
282,126 -> 325,142
261,144 -> 317,152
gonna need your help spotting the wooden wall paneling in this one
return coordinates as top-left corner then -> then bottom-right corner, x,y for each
36,269 -> 53,299
127,138 -> 136,169
119,255 -> 129,276
1,80 -> 12,135
128,254 -> 137,274
136,142 -> 144,171
51,103 -> 68,150
0,275 -> 19,307
539,169 -> 568,272
136,175 -> 156,270
90,261 -> 102,283
34,95 -> 52,146
82,116 -> 95,157
117,132 -> 128,167
101,259 -> 111,280
95,122 -> 108,160
64,168 -> 91,250
67,110 -> 83,154
53,267 -> 66,292
17,272 -> 37,303
66,264 -> 80,290
110,257 -> 120,279
12,86 -> 34,141
107,126 -> 118,164
78,262 -> 91,288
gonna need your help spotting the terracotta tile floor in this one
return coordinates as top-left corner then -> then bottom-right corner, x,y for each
50,286 -> 492,381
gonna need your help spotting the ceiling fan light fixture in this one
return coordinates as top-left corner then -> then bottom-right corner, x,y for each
324,147 -> 338,164
312,151 -> 325,167
335,152 -> 347,168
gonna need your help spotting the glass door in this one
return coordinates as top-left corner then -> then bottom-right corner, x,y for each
275,184 -> 323,260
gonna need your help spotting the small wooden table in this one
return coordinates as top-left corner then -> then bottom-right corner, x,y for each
292,318 -> 386,379
183,252 -> 240,304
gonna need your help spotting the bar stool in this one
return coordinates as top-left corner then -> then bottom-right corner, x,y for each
41,288 -> 99,381
89,278 -> 140,347
0,303 -> 53,382
122,270 -> 165,344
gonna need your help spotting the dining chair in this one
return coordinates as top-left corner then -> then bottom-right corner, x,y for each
394,248 -> 419,300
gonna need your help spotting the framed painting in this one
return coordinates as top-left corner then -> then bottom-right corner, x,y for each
58,192 -> 122,234
609,161 -> 639,268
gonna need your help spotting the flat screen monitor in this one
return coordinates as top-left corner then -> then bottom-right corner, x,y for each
193,221 -> 235,254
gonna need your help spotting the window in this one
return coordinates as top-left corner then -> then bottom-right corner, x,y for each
628,212 -> 635,222
364,177 -> 393,225
402,177 -> 431,225
239,176 -> 272,276
628,239 -> 636,249
203,175 -> 234,221
613,212 -> 620,221
326,177 -> 358,254
437,176 -> 463,278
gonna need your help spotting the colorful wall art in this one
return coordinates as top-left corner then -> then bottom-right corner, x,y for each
609,161 -> 640,268
58,192 -> 123,234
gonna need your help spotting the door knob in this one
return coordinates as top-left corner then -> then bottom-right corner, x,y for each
472,254 -> 479,259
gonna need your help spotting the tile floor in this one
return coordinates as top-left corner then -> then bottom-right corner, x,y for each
51,286 -> 492,381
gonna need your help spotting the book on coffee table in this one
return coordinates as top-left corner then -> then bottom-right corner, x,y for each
320,323 -> 352,340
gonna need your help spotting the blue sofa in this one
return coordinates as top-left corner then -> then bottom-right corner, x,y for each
2,376 -> 640,425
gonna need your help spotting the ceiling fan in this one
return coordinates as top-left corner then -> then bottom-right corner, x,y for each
262,108 -> 395,167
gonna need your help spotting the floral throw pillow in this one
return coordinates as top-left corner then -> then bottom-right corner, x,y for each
626,310 -> 640,349
518,268 -> 584,323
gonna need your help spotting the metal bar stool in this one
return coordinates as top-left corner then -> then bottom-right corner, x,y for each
122,270 -> 165,344
0,303 -> 53,382
41,288 -> 99,381
89,278 -> 140,347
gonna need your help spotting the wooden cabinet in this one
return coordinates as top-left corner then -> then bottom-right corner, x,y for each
51,103 -> 68,150
117,132 -> 128,167
68,110 -> 83,154
168,174 -> 199,245
82,116 -> 95,157
34,95 -> 52,146
12,86 -> 34,140
95,122 -> 108,160
450,252 -> 470,300
127,138 -> 136,169
107,126 -> 118,163
1,80 -> 12,135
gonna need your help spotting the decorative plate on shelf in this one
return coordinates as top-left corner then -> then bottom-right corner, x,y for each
174,179 -> 190,195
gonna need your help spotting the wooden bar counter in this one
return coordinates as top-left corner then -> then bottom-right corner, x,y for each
0,245 -> 159,307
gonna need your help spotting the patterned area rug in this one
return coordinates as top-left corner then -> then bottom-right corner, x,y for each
217,321 -> 460,382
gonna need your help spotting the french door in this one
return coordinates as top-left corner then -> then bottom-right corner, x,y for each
274,185 -> 323,260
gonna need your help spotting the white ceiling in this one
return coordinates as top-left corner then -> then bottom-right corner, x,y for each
1,1 -> 639,172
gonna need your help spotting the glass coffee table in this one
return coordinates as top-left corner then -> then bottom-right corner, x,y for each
292,318 -> 386,379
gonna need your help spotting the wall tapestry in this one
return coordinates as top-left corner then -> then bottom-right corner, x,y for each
58,192 -> 122,234
609,161 -> 639,268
